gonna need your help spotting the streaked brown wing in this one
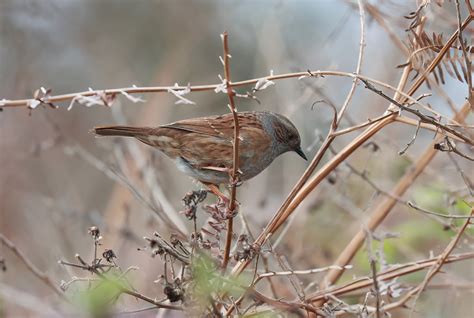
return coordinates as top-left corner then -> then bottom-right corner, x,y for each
158,111 -> 270,170
160,111 -> 263,141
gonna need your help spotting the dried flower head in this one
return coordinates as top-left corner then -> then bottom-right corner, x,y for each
102,249 -> 117,263
88,226 -> 100,240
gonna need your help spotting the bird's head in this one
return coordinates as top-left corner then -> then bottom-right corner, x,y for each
265,112 -> 307,161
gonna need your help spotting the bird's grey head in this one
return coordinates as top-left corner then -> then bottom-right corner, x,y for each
263,112 -> 307,160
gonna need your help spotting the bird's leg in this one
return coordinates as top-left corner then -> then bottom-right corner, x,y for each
203,183 -> 230,203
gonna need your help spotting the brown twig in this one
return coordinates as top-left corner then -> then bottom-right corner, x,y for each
467,0 -> 474,14
59,255 -> 182,311
398,120 -> 421,155
360,78 -> 473,145
308,14 -> 474,299
340,160 -> 472,222
234,15 -> 473,283
384,208 -> 474,315
228,252 -> 474,317
331,112 -> 395,137
370,259 -> 381,318
336,0 -> 366,125
307,251 -> 474,303
312,100 -> 471,300
394,116 -> 467,143
0,71 -> 357,109
0,71 -> 465,123
221,31 -> 240,271
435,136 -> 474,161
65,145 -> 186,237
0,232 -> 65,297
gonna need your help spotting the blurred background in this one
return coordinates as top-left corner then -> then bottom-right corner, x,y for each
0,0 -> 472,317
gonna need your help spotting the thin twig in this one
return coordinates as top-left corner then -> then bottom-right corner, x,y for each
387,208 -> 474,316
398,120 -> 421,155
64,145 -> 186,237
230,17 -> 474,285
447,153 -> 474,196
313,101 -> 471,298
0,233 -> 65,297
435,136 -> 474,161
256,265 -> 351,281
360,78 -> 473,145
336,0 -> 366,125
59,255 -> 182,311
394,116 -> 466,142
0,71 -> 467,126
407,201 -> 474,219
221,31 -> 240,271
307,252 -> 474,302
343,160 -> 472,221
370,259 -> 381,318
331,112 -> 394,137
310,14 -> 474,301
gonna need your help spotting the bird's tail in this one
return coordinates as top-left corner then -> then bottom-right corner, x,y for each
93,126 -> 153,137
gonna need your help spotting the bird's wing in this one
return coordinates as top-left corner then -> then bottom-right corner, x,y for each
160,112 -> 263,142
159,112 -> 271,170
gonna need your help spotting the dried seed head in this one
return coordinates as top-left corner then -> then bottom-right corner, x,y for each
163,283 -> 184,302
102,249 -> 117,262
88,226 -> 100,239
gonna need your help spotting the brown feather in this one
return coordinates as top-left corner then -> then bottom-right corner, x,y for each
160,112 -> 263,141
94,126 -> 153,137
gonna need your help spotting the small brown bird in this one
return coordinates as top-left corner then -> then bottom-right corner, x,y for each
94,111 -> 306,190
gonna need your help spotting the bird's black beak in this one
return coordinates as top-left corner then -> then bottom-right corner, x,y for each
295,147 -> 308,161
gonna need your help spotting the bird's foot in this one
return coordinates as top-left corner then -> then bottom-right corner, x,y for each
204,183 -> 230,204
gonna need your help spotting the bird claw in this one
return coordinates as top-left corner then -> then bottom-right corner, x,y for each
202,183 -> 243,209
204,183 -> 230,203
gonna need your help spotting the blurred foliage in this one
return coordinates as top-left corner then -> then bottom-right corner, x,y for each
389,156 -> 412,180
190,253 -> 247,309
72,276 -> 124,318
413,184 -> 447,213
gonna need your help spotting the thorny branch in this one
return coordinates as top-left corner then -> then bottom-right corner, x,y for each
0,72 -> 468,127
360,78 -> 473,146
221,31 -> 240,271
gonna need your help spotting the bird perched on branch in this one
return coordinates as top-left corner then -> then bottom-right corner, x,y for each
93,111 -> 306,197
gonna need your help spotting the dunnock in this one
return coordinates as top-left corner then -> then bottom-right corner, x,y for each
94,111 -> 306,187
